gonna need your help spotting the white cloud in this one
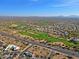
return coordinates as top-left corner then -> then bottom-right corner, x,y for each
31,0 -> 39,2
52,0 -> 79,7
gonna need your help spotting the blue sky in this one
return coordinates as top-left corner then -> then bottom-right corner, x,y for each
0,0 -> 79,16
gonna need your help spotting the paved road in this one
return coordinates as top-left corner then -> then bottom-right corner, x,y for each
0,32 -> 79,57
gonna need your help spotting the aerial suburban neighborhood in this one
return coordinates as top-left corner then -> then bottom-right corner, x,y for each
0,0 -> 79,59
0,17 -> 79,59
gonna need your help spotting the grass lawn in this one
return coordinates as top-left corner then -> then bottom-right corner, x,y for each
19,30 -> 79,47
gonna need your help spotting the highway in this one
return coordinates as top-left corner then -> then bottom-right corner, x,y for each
0,32 -> 79,58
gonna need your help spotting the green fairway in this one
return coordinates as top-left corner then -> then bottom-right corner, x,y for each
19,30 -> 79,48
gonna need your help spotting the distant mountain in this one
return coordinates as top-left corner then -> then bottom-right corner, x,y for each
0,16 -> 79,21
65,15 -> 79,18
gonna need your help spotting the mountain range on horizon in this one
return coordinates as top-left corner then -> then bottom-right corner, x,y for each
0,15 -> 79,21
